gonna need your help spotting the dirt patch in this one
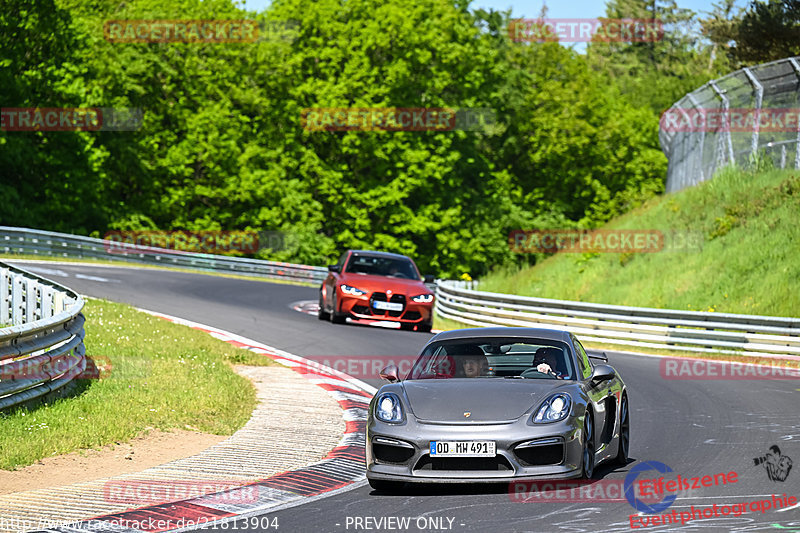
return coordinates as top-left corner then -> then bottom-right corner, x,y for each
0,428 -> 225,495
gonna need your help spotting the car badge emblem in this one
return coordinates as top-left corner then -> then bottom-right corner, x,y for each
387,290 -> 392,295
463,412 -> 471,418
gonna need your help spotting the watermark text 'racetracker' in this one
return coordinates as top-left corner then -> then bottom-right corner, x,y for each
103,230 -> 289,255
660,358 -> 800,380
509,229 -> 703,254
301,107 -> 496,132
0,108 -> 143,131
103,19 -> 298,43
103,479 -> 258,505
0,355 -> 112,381
297,355 -> 419,379
509,479 -> 660,503
508,18 -> 663,43
660,107 -> 800,133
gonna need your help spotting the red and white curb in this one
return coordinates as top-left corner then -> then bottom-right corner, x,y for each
37,311 -> 376,533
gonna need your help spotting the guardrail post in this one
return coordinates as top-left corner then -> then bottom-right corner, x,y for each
25,278 -> 38,322
54,291 -> 65,314
12,274 -> 23,325
0,268 -> 8,323
41,285 -> 54,318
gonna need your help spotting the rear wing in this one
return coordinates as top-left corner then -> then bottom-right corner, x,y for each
588,351 -> 608,363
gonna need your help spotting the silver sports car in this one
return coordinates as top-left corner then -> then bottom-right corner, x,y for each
365,327 -> 629,491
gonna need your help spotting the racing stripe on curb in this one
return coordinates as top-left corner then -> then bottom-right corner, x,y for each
38,312 -> 376,533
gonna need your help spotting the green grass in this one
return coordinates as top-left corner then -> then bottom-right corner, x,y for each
478,167 -> 800,317
0,298 -> 274,470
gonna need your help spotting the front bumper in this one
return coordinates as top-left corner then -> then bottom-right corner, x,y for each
338,293 -> 432,324
366,414 -> 584,483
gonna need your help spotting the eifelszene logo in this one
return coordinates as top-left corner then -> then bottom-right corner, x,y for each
624,461 -> 677,514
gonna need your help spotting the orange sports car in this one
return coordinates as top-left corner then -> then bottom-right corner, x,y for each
318,250 -> 435,332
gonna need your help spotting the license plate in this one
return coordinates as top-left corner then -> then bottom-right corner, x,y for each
430,441 -> 496,457
373,301 -> 403,311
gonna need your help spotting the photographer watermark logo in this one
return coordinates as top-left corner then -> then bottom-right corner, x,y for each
754,445 -> 793,482
624,461 -> 677,514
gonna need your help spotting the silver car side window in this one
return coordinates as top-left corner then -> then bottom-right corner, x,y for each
574,340 -> 593,380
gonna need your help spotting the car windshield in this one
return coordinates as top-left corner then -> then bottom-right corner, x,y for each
407,339 -> 575,380
345,254 -> 419,279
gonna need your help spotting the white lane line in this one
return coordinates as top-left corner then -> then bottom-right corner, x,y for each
74,273 -> 119,283
12,262 -> 117,282
18,266 -> 70,277
776,501 -> 800,512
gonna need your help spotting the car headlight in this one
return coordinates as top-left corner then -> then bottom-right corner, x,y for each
375,392 -> 404,423
411,294 -> 434,303
340,284 -> 367,296
532,393 -> 572,423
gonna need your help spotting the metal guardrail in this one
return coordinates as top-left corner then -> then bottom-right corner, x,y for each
435,281 -> 800,358
5,227 -> 797,359
0,262 -> 86,410
661,56 -> 800,193
0,226 -> 328,284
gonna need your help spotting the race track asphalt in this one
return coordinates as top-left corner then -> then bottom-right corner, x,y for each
15,262 -> 799,533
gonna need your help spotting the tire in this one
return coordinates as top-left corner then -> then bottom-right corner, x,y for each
614,394 -> 630,465
330,295 -> 347,324
417,322 -> 433,333
368,478 -> 403,493
317,293 -> 330,321
581,409 -> 595,479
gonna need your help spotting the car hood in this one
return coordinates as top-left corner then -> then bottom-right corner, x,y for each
340,273 -> 429,294
401,379 -> 567,422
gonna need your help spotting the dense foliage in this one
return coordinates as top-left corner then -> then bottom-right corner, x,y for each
702,0 -> 800,66
0,0 -> 785,276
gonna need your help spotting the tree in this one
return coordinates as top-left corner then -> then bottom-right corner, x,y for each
586,0 -> 727,115
728,0 -> 800,65
0,0 -> 677,276
700,0 -> 741,71
0,0 -> 104,233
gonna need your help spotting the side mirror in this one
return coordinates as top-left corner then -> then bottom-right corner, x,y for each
423,274 -> 435,284
328,264 -> 340,273
379,364 -> 400,382
591,364 -> 616,383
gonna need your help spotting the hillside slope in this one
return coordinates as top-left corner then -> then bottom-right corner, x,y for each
479,167 -> 800,317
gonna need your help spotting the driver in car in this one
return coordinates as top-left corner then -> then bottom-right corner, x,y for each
461,354 -> 489,378
451,345 -> 489,378
533,347 -> 565,379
